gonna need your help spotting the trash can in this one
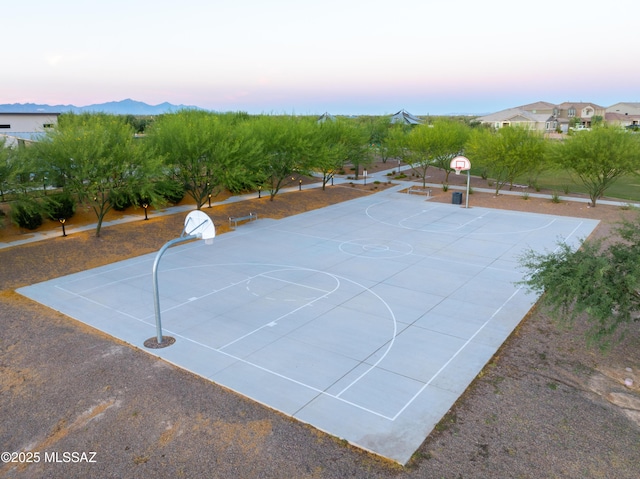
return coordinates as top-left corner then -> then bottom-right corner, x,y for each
452,191 -> 463,205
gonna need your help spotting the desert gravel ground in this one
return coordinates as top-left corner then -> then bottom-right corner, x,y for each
1,170 -> 639,479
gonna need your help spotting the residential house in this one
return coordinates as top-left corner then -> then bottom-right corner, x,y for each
476,107 -> 553,132
605,102 -> 640,127
552,102 -> 606,131
477,101 -> 607,133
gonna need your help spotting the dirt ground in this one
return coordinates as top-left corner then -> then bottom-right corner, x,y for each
1,170 -> 639,479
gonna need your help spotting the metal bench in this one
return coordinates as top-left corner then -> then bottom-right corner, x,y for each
407,186 -> 432,198
229,212 -> 258,229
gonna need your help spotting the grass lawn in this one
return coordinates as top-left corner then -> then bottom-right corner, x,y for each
529,171 -> 640,201
469,167 -> 640,202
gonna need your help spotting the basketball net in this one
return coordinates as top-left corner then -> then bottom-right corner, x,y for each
455,167 -> 462,175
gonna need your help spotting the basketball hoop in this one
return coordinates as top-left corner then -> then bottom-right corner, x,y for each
184,210 -> 216,244
450,156 -> 471,173
449,156 -> 472,209
148,210 -> 216,347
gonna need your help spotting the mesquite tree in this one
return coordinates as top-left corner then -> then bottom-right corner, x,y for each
547,125 -> 640,206
36,113 -> 159,236
519,215 -> 640,350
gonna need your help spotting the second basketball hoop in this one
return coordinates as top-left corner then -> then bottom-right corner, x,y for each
449,156 -> 471,208
450,155 -> 471,175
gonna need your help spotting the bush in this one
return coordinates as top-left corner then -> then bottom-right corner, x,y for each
43,193 -> 76,221
223,175 -> 257,194
154,179 -> 185,205
108,189 -> 134,211
11,200 -> 43,230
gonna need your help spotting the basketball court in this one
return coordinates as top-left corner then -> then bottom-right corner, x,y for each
18,186 -> 599,464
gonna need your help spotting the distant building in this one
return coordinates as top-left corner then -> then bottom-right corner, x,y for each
552,102 -> 606,131
316,112 -> 336,123
605,102 -> 640,127
477,101 -> 607,133
390,109 -> 422,125
0,112 -> 60,147
476,108 -> 552,132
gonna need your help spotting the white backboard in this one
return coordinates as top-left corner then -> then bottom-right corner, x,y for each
184,210 -> 216,242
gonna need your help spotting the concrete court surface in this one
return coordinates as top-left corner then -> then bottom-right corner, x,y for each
18,188 -> 599,464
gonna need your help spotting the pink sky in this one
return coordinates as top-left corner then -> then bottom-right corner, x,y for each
3,0 -> 638,114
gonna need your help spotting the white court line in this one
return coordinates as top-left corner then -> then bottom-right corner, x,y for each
218,269 -> 340,351
365,200 -> 445,231
53,240 -> 209,295
390,286 -> 523,421
398,208 -> 492,232
557,221 -> 585,247
61,259 -> 402,418
48,209 -> 593,423
142,264 -> 401,419
364,198 -> 575,237
387,220 -> 589,420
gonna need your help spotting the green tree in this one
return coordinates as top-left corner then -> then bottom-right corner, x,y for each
251,115 -> 313,201
466,126 -> 546,195
36,113 -> 159,236
309,118 -> 374,189
359,116 -> 393,163
341,120 -> 373,181
310,119 -> 349,190
0,139 -> 43,201
145,110 -> 260,208
426,120 -> 470,185
548,125 -> 640,206
0,137 -> 15,202
519,215 -> 640,349
387,120 -> 469,188
386,123 -> 412,165
393,124 -> 434,187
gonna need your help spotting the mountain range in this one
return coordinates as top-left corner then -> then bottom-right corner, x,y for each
0,99 -> 206,115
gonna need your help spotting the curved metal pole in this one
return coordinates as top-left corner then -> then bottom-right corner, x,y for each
152,234 -> 198,343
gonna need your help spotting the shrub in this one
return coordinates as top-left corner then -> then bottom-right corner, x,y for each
43,193 -> 75,221
522,192 -> 530,200
551,191 -> 561,203
154,179 -> 185,205
108,189 -> 134,211
11,200 -> 43,230
442,184 -> 449,192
